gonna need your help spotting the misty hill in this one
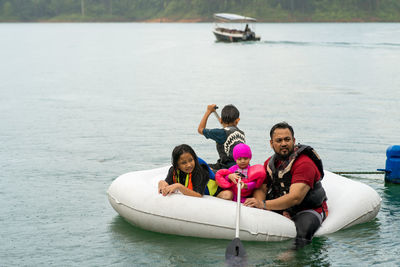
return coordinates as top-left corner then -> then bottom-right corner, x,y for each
1,0 -> 400,22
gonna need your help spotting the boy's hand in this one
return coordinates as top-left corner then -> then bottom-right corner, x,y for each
207,104 -> 217,113
198,104 -> 218,135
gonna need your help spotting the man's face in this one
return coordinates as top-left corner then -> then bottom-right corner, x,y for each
270,128 -> 295,160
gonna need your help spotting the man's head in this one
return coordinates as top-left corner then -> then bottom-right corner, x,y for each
269,122 -> 296,160
221,104 -> 240,125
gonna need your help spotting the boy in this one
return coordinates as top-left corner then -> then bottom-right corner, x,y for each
197,104 -> 245,170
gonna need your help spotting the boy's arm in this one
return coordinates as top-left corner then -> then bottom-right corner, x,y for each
197,104 -> 218,135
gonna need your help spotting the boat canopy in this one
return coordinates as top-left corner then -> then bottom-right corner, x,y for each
213,13 -> 257,23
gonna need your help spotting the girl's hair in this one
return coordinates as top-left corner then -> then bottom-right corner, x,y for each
171,144 -> 205,178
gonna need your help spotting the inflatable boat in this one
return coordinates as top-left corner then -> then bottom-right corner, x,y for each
107,166 -> 381,241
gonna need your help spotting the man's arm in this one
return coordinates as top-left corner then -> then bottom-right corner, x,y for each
264,183 -> 310,210
243,184 -> 267,208
198,104 -> 218,135
244,183 -> 310,210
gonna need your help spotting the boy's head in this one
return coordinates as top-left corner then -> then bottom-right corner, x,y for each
221,104 -> 240,125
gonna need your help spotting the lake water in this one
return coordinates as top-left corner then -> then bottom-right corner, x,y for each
1,22 -> 400,266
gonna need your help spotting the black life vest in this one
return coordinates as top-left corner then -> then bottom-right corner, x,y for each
216,126 -> 245,168
266,144 -> 327,214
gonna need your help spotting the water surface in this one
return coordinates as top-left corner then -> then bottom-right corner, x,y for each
1,22 -> 400,266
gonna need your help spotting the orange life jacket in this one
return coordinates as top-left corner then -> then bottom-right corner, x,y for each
173,170 -> 193,190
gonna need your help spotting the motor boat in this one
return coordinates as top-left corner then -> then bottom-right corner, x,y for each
212,13 -> 261,42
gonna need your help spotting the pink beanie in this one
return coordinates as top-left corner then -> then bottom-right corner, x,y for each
233,143 -> 252,161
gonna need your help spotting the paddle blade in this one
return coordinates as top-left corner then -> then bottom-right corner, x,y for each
225,238 -> 246,259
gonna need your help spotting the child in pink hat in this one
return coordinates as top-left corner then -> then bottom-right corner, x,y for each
215,143 -> 266,203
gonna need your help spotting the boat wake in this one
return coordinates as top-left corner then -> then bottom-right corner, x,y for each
264,40 -> 400,49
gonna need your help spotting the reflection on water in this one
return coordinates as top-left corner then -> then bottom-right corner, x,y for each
330,219 -> 381,243
383,183 -> 400,208
381,183 -> 400,220
380,183 -> 400,253
109,216 -> 332,266
225,256 -> 248,267
291,237 -> 330,266
109,216 -> 228,266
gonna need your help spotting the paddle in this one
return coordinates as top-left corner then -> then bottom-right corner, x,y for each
225,177 -> 246,261
213,106 -> 223,125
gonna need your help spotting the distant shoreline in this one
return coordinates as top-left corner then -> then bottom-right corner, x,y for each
1,18 -> 396,23
2,0 -> 400,24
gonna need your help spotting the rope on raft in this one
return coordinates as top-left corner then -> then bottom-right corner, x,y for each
332,171 -> 384,175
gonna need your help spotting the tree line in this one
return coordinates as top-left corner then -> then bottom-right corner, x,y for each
1,0 -> 400,22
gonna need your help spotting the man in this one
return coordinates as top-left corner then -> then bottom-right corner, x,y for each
244,122 -> 328,249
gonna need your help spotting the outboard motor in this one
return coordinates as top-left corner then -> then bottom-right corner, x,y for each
378,145 -> 400,184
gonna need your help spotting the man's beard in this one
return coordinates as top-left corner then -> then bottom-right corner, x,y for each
275,152 -> 290,161
274,147 -> 294,161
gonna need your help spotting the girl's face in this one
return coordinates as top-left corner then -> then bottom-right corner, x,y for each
236,157 -> 250,169
177,152 -> 195,173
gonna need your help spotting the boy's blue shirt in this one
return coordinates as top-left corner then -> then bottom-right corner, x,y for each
202,128 -> 226,144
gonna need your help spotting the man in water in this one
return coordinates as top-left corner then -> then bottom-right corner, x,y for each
244,122 -> 328,249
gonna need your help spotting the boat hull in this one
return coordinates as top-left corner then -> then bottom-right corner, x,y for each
108,166 -> 381,241
213,29 -> 260,42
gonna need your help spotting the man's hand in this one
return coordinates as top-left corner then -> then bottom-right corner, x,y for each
244,197 -> 264,209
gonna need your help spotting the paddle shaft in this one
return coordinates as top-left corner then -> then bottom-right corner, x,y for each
225,177 -> 246,260
235,177 -> 241,238
213,111 -> 222,125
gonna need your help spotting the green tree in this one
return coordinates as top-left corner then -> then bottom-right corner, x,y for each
1,0 -> 400,22
2,1 -> 13,18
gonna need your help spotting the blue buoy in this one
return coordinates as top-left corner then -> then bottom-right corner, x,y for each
378,145 -> 400,184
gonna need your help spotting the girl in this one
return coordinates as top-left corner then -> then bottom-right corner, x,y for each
158,144 -> 210,198
216,143 -> 266,202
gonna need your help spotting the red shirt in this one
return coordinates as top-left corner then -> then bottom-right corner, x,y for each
264,155 -> 328,214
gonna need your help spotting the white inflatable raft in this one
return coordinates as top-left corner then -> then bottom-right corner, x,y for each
107,166 -> 381,241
